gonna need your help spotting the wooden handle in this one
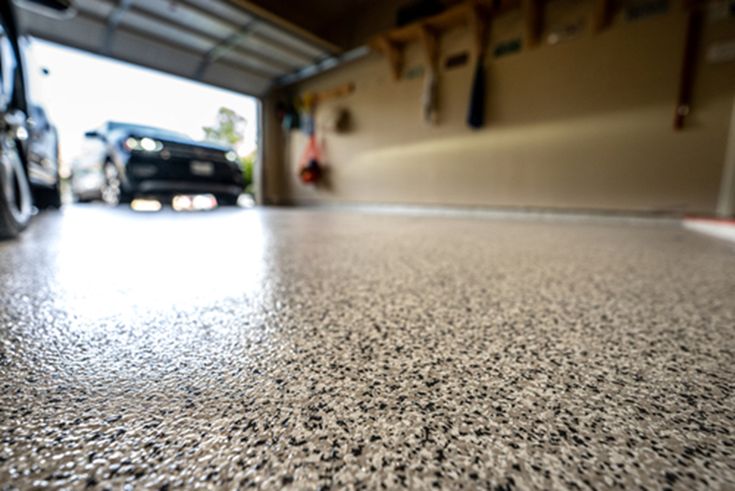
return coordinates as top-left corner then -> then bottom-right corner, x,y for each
674,8 -> 703,131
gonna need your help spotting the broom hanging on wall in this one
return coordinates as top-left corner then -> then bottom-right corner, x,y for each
422,64 -> 440,125
467,6 -> 491,129
467,57 -> 486,129
420,27 -> 441,125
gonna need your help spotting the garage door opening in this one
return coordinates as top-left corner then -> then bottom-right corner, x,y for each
28,38 -> 260,210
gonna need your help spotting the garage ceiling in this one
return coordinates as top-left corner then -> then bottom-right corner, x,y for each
245,0 -> 386,48
14,0 -> 340,96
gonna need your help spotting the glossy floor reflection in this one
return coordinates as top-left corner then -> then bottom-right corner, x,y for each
1,205 -> 734,489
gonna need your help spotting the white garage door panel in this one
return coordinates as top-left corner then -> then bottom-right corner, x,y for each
251,22 -> 325,59
73,0 -> 115,19
118,10 -> 214,53
133,1 -> 237,40
184,0 -> 253,29
14,0 -> 338,96
17,10 -> 106,52
200,61 -> 270,95
220,50 -> 286,78
107,30 -> 273,94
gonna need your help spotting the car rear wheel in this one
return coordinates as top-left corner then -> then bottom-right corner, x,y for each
0,135 -> 33,239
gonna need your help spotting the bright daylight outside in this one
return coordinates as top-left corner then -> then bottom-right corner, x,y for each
28,39 -> 258,211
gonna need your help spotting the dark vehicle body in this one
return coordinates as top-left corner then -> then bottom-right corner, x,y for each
0,0 -> 67,239
73,122 -> 244,205
23,36 -> 61,209
26,103 -> 59,191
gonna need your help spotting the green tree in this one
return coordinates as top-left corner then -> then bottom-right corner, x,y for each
203,107 -> 253,190
202,107 -> 247,147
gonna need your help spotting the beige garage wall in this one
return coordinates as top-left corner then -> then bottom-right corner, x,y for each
264,4 -> 735,214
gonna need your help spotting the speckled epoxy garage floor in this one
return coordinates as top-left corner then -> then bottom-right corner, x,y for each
0,205 -> 734,490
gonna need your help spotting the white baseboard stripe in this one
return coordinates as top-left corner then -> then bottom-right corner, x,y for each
683,218 -> 735,244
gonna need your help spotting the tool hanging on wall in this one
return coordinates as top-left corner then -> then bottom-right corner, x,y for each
296,83 -> 355,185
300,92 -> 318,136
673,3 -> 703,130
420,26 -> 441,125
467,5 -> 491,129
298,92 -> 322,184
466,59 -> 486,129
299,134 -> 324,184
276,99 -> 301,131
422,65 -> 440,124
323,107 -> 353,134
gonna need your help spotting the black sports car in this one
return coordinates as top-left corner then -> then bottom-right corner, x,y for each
0,0 -> 69,239
72,121 -> 245,206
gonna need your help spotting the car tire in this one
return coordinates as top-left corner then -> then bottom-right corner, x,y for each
33,184 -> 62,209
0,135 -> 33,239
101,161 -> 130,205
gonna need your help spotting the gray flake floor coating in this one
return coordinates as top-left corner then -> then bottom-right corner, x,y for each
0,205 -> 734,490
